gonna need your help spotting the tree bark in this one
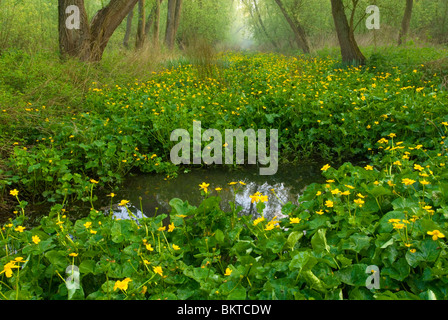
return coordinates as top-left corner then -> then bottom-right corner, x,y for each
330,0 -> 366,65
165,0 -> 183,49
58,0 -> 90,59
153,0 -> 163,46
123,9 -> 134,48
273,0 -> 310,54
58,0 -> 139,61
135,0 -> 146,49
398,0 -> 413,45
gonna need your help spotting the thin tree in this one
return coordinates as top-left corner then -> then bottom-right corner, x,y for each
165,0 -> 183,50
330,0 -> 366,65
135,0 -> 146,49
398,0 -> 413,45
273,0 -> 310,54
58,0 -> 138,62
123,8 -> 134,48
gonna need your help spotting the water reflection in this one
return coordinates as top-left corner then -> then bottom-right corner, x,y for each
108,163 -> 325,220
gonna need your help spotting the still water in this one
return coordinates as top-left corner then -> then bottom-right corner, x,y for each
107,162 -> 326,221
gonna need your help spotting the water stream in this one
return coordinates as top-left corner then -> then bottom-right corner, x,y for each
107,162 -> 326,221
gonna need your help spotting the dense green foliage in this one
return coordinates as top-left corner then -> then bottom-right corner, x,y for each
1,46 -> 448,299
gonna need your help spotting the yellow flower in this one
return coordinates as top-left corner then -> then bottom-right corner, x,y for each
14,226 -> 25,232
90,229 -> 97,234
0,261 -> 20,278
83,221 -> 92,229
69,253 -> 78,257
118,200 -> 130,206
32,235 -> 41,244
331,188 -> 341,195
289,217 -> 301,224
228,182 -> 238,185
393,223 -> 405,230
264,224 -> 275,231
402,178 -> 416,186
146,243 -> 154,251
388,218 -> 401,224
325,200 -> 334,208
364,165 -> 374,171
168,222 -> 175,232
414,164 -> 424,172
427,230 -> 445,241
172,244 -> 180,251
345,185 -> 355,189
321,164 -> 331,171
316,191 -> 322,196
108,193 -> 116,198
153,266 -> 163,277
199,182 -> 210,193
410,249 -> 416,253
420,180 -> 430,185
157,226 -> 166,232
253,217 -> 265,226
354,198 -> 365,207
215,187 -> 222,192
238,181 -> 246,185
113,278 -> 132,291
224,268 -> 232,276
316,210 -> 324,215
90,179 -> 99,184
10,189 -> 19,197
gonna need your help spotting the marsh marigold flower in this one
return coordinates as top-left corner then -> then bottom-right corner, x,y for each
199,182 -> 210,193
427,230 -> 445,241
153,266 -> 163,277
224,268 -> 232,276
402,178 -> 416,186
10,189 -> 19,197
113,278 -> 132,291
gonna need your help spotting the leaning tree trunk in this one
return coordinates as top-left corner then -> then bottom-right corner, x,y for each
58,0 -> 138,61
330,0 -> 366,65
274,0 -> 310,54
398,0 -> 413,45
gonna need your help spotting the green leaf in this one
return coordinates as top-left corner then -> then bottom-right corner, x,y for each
311,228 -> 330,254
382,258 -> 410,281
227,286 -> 246,300
79,260 -> 96,275
335,264 -> 368,286
283,231 -> 303,251
215,229 -> 225,244
44,250 -> 68,270
289,250 -> 317,272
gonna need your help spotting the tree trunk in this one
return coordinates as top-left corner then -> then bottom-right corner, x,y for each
58,0 -> 139,61
273,0 -> 310,54
165,0 -> 182,49
253,0 -> 279,50
123,9 -> 134,48
135,0 -> 146,49
153,0 -> 162,46
398,0 -> 413,45
330,0 -> 366,65
58,0 -> 90,59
